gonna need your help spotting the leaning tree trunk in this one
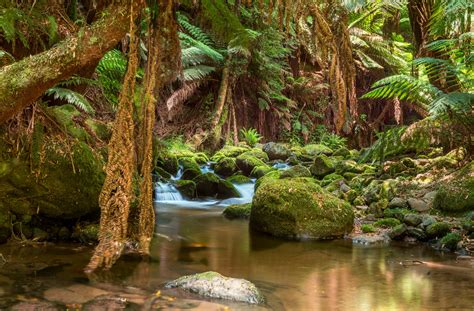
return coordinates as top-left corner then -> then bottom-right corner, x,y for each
0,1 -> 141,123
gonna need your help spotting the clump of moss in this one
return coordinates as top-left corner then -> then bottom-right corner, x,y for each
227,174 -> 252,184
374,218 -> 401,228
440,232 -> 461,251
223,203 -> 251,219
426,222 -> 451,238
361,224 -> 376,233
383,208 -> 413,220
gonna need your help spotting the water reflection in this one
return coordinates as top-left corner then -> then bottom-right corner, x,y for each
0,205 -> 473,310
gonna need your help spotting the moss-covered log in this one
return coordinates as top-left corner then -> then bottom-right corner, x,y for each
0,1 -> 141,123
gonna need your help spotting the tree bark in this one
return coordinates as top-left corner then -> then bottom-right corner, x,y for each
0,1 -> 141,123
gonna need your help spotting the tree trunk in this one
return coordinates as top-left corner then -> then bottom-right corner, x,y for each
0,1 -> 141,123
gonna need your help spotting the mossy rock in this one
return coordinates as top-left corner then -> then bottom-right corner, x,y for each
179,157 -> 201,172
241,149 -> 269,162
321,173 -> 344,187
310,155 -> 336,178
85,119 -> 111,141
193,152 -> 209,165
255,170 -> 281,190
384,208 -> 412,221
250,178 -> 354,240
181,168 -> 202,181
193,173 -> 240,199
155,167 -> 172,180
280,165 -> 311,179
72,223 -> 99,243
211,145 -> 250,161
223,203 -> 251,219
155,152 -> 179,176
262,142 -> 291,161
176,180 -> 196,198
236,154 -> 266,176
250,165 -> 273,178
226,174 -> 252,184
433,161 -> 474,213
333,147 -> 350,158
374,218 -> 401,228
214,157 -> 238,177
440,232 -> 461,251
1,136 -> 104,220
361,224 -> 375,233
47,104 -> 90,142
303,144 -> 333,156
426,222 -> 451,238
335,160 -> 364,175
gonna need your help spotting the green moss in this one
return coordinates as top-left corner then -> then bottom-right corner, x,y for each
181,168 -> 201,180
214,157 -> 238,177
241,149 -> 269,162
236,154 -> 266,176
374,218 -> 401,228
440,232 -> 461,251
280,165 -> 311,179
333,147 -> 350,158
384,208 -> 412,221
310,154 -> 336,178
321,173 -> 344,187
255,170 -> 281,190
211,145 -> 250,161
303,144 -> 333,156
361,224 -> 375,233
251,165 -> 273,178
175,180 -> 196,198
226,174 -> 252,184
47,104 -> 90,142
179,157 -> 201,172
223,203 -> 251,219
433,161 -> 474,213
250,178 -> 354,239
426,222 -> 451,238
85,119 -> 111,141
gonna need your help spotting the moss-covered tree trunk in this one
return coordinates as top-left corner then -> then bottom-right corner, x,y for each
0,1 -> 141,123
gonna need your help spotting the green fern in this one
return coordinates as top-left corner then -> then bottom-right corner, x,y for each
45,87 -> 95,115
239,128 -> 262,147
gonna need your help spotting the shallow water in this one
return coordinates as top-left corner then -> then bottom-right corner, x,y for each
0,204 -> 473,310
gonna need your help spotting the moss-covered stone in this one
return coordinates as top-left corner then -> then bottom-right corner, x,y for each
335,160 -> 364,175
262,142 -> 291,161
155,167 -> 172,180
214,157 -> 238,177
223,203 -> 251,219
255,170 -> 281,190
181,168 -> 202,181
310,155 -> 335,178
1,137 -> 104,220
333,147 -> 350,158
250,165 -> 274,178
226,174 -> 252,184
85,119 -> 111,141
250,178 -> 354,240
179,157 -> 201,172
384,208 -> 412,221
242,149 -> 269,162
72,223 -> 99,243
47,105 -> 90,142
388,224 -> 407,240
193,173 -> 240,199
280,165 -> 311,179
374,218 -> 401,228
176,180 -> 196,198
321,173 -> 344,187
155,152 -> 179,176
440,232 -> 461,250
426,222 -> 451,238
433,161 -> 474,213
303,144 -> 333,156
236,154 -> 266,176
211,145 -> 250,161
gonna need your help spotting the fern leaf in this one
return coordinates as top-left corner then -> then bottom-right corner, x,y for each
45,87 -> 95,115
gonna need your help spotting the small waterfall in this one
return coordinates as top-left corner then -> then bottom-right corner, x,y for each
200,162 -> 215,174
154,182 -> 183,202
171,166 -> 184,181
219,181 -> 256,205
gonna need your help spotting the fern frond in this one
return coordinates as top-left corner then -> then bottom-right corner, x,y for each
430,92 -> 474,116
45,87 -> 95,115
166,82 -> 203,111
183,65 -> 216,81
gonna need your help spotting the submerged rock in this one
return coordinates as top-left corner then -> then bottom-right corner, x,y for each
165,271 -> 264,304
250,178 -> 354,239
262,142 -> 291,161
352,234 -> 390,246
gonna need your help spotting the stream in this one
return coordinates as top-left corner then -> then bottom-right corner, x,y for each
0,163 -> 473,309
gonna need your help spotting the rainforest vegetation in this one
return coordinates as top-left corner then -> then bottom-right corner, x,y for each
0,0 -> 473,309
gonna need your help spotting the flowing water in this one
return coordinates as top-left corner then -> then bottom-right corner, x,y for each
0,165 -> 473,309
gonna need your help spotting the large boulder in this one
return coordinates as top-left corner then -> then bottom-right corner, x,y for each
1,137 -> 104,220
262,142 -> 291,161
175,180 -> 196,198
213,157 -> 238,177
433,161 -> 474,213
165,272 -> 264,304
236,154 -> 266,176
250,178 -> 354,239
310,154 -> 335,178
